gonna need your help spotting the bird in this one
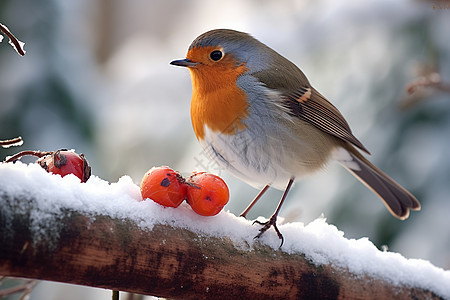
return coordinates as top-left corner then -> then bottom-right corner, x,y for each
170,29 -> 420,245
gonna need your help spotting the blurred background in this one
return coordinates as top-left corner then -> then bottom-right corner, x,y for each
1,0 -> 449,298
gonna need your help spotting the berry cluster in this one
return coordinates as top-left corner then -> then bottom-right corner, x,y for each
2,138 -> 229,217
140,166 -> 229,216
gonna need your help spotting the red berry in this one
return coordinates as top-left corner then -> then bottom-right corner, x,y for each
37,149 -> 91,182
140,166 -> 187,208
186,172 -> 229,216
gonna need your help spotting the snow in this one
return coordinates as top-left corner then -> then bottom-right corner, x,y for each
1,162 -> 449,298
9,39 -> 26,55
0,23 -> 26,55
1,139 -> 23,149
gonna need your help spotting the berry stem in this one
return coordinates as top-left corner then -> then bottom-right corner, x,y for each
3,150 -> 53,163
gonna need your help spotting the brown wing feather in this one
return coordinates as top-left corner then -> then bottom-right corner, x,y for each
251,59 -> 369,154
284,87 -> 371,154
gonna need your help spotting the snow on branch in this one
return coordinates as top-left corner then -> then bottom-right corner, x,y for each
0,23 -> 26,56
0,162 -> 449,299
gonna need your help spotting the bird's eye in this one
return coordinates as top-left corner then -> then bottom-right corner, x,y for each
210,50 -> 223,61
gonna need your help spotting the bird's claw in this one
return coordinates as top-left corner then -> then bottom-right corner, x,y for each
253,216 -> 284,248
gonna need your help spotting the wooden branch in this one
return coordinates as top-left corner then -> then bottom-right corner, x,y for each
0,192 -> 442,299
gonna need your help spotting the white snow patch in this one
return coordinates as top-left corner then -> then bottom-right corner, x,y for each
0,162 -> 449,298
9,39 -> 25,55
1,139 -> 23,148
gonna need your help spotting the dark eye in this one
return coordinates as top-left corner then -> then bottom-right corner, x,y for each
210,50 -> 223,61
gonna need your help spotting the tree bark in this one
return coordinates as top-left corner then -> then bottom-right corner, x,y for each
0,193 -> 442,299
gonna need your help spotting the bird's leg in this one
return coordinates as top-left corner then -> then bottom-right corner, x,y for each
254,178 -> 295,247
239,184 -> 270,219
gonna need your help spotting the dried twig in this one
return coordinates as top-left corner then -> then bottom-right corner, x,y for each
0,22 -> 26,56
399,66 -> 450,110
406,72 -> 450,95
0,137 -> 23,148
0,136 -> 23,148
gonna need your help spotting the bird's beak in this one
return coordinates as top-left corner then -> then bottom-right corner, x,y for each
170,58 -> 199,68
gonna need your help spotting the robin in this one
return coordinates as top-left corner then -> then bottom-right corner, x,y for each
171,29 -> 420,245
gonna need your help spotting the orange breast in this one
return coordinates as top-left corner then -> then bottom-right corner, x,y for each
187,47 -> 249,140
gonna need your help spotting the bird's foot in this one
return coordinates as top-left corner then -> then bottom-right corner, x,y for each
253,215 -> 284,248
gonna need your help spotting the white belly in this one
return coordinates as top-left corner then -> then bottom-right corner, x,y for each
199,124 -> 325,190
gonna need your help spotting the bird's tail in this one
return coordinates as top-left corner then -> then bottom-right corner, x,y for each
335,147 -> 421,219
